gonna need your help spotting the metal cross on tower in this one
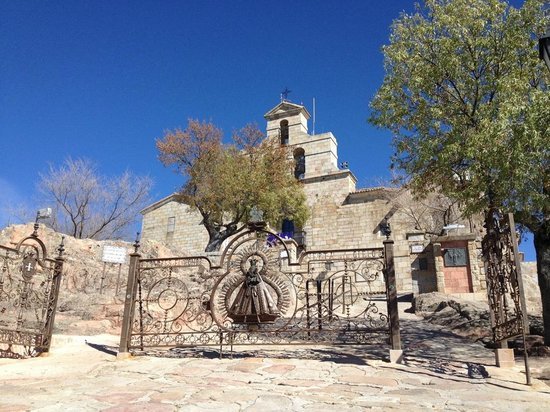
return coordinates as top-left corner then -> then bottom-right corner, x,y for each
280,87 -> 291,101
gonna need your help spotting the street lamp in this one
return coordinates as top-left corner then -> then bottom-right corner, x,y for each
540,28 -> 550,71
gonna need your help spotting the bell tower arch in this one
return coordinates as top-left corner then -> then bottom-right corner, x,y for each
264,101 -> 310,144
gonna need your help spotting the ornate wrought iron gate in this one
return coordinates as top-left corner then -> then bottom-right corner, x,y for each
119,224 -> 401,356
0,229 -> 64,358
483,209 -> 530,383
483,210 -> 528,342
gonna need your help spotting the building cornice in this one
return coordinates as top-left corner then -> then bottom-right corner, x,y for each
300,169 -> 357,185
431,234 -> 477,243
264,101 -> 311,121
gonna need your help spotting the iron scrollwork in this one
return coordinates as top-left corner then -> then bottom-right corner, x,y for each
0,234 -> 64,358
482,209 -> 526,342
127,226 -> 392,352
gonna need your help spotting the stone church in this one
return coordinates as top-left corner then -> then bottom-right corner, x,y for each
141,101 -> 486,298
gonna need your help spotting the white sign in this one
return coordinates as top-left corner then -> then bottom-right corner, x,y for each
102,246 -> 127,264
410,244 -> 424,254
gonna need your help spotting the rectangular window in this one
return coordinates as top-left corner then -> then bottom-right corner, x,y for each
167,216 -> 176,233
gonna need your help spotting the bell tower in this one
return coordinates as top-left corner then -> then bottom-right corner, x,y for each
264,101 -> 311,145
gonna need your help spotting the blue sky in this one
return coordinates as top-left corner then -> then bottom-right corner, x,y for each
0,0 -> 535,260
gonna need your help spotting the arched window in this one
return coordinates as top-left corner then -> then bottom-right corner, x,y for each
293,148 -> 305,179
280,120 -> 289,145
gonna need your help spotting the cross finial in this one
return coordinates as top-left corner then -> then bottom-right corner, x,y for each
133,232 -> 141,254
280,87 -> 291,102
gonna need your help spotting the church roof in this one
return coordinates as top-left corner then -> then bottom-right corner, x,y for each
141,193 -> 184,215
264,101 -> 311,121
346,186 -> 397,203
351,186 -> 390,194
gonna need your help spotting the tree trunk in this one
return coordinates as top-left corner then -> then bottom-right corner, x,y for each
205,234 -> 227,252
204,223 -> 240,252
534,227 -> 550,346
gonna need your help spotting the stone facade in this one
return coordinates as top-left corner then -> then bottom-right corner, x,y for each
141,100 -> 486,296
141,196 -> 210,254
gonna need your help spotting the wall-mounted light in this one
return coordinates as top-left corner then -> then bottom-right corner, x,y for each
380,217 -> 392,239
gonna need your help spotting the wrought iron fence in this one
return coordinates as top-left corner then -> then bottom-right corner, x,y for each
482,210 -> 528,342
119,225 -> 400,355
482,210 -> 531,384
0,230 -> 64,358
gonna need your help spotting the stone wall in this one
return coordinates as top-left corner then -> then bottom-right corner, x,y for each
291,132 -> 339,177
141,200 -> 209,253
521,261 -> 541,315
141,191 -> 483,297
297,175 -> 444,294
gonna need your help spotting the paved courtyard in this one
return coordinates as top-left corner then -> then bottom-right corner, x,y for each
1,310 -> 549,411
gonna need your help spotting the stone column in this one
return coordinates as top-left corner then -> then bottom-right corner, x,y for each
432,242 -> 446,293
384,239 -> 403,363
118,251 -> 141,359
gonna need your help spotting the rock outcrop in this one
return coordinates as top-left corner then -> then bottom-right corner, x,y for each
0,223 -> 179,335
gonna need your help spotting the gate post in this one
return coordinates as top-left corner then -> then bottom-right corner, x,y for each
384,239 -> 402,362
118,239 -> 141,359
41,237 -> 65,355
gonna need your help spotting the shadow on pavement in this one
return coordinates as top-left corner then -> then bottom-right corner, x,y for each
132,345 -> 374,366
85,341 -> 118,357
84,311 -> 544,391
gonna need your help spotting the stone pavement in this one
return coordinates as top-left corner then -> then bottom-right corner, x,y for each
1,308 -> 550,411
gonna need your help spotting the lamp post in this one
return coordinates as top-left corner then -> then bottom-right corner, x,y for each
540,28 -> 550,71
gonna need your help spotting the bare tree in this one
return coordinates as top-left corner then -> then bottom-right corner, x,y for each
386,188 -> 466,236
3,203 -> 34,227
39,158 -> 152,240
375,172 -> 479,237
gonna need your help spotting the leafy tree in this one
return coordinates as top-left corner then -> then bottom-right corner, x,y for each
157,120 -> 309,252
370,0 -> 550,343
39,158 -> 152,240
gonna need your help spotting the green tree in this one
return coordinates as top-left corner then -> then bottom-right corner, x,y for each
370,0 -> 550,343
157,120 -> 309,252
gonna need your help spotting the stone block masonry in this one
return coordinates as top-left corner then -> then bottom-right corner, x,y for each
140,100 -> 486,297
